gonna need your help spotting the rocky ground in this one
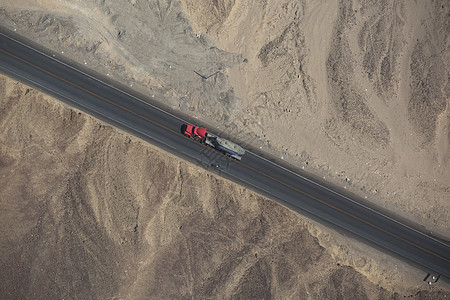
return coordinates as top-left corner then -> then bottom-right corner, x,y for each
0,0 -> 449,298
1,75 -> 447,299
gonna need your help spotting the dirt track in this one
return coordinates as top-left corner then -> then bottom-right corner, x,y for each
0,0 -> 449,298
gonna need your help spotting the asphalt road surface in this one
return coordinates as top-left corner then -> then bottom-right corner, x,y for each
1,31 -> 449,278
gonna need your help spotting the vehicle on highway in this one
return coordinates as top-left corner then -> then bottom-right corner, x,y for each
182,124 -> 207,141
181,124 -> 245,160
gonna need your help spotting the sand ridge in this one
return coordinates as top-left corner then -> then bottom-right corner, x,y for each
0,0 -> 449,297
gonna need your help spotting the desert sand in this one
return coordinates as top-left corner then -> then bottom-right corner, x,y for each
0,0 -> 449,298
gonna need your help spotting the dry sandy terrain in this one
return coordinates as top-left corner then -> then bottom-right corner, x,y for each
0,0 -> 449,298
0,75 -> 446,299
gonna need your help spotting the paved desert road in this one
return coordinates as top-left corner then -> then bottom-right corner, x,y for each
1,31 -> 449,278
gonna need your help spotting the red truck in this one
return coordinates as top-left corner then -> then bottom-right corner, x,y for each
181,124 -> 245,160
182,124 -> 207,141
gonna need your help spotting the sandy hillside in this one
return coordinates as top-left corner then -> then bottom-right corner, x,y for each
180,0 -> 449,237
0,0 -> 449,298
1,0 -> 447,236
0,75 -> 447,299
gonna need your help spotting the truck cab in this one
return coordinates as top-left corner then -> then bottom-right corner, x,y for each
181,124 -> 207,141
